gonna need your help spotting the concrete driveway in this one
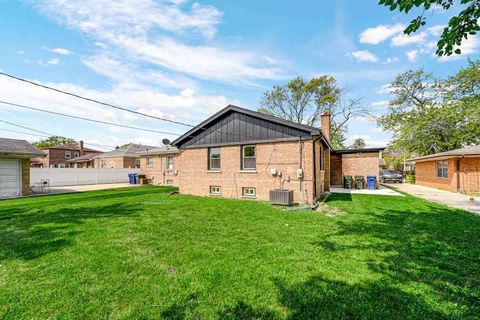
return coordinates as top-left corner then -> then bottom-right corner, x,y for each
386,183 -> 480,215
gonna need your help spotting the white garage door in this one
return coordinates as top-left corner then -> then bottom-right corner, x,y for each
0,159 -> 21,198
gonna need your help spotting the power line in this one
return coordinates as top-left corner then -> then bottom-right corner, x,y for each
0,71 -> 195,128
0,120 -> 115,150
0,100 -> 181,136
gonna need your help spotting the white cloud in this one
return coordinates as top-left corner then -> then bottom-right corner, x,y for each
17,50 -> 25,54
359,23 -> 404,45
382,57 -> 398,64
47,58 -> 60,65
391,33 -> 426,46
406,50 -> 418,62
370,100 -> 389,109
44,47 -> 72,55
29,0 -> 284,83
438,35 -> 480,61
38,58 -> 61,66
376,84 -> 394,94
349,50 -> 379,62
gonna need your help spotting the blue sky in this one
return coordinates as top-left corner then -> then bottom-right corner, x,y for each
0,0 -> 478,150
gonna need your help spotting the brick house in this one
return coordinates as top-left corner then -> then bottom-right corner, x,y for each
93,144 -> 155,169
0,138 -> 45,198
409,145 -> 480,194
330,148 -> 385,187
66,152 -> 101,168
31,141 -> 99,168
138,146 -> 179,186
170,105 -> 333,204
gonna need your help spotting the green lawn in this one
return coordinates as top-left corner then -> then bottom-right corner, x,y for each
0,186 -> 479,319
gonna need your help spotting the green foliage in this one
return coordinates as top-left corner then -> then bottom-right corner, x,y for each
33,135 -> 77,148
378,0 -> 480,56
383,150 -> 408,170
259,76 -> 368,149
406,170 -> 416,184
350,138 -> 366,149
0,186 -> 479,318
378,59 -> 480,155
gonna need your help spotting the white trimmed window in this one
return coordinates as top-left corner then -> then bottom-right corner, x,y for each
74,151 -> 80,158
146,156 -> 153,168
242,187 -> 256,197
65,151 -> 71,159
166,179 -> 174,185
208,148 -> 221,171
437,160 -> 448,178
210,186 -> 221,195
134,159 -> 141,168
167,156 -> 174,170
241,145 -> 256,170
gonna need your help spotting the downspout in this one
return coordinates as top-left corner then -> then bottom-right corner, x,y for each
312,136 -> 321,204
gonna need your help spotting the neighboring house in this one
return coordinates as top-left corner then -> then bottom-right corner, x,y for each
0,137 -> 45,198
31,141 -> 99,168
66,152 -> 102,168
93,144 -> 155,169
330,148 -> 385,187
139,146 -> 179,186
171,105 -> 332,204
408,145 -> 480,194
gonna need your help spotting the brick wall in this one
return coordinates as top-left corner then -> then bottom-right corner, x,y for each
341,152 -> 380,186
415,157 -> 480,193
330,153 -> 342,186
140,154 -> 179,186
21,159 -> 30,196
176,140 -> 323,204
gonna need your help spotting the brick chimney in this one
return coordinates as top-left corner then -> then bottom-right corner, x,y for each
79,140 -> 84,156
320,113 -> 330,142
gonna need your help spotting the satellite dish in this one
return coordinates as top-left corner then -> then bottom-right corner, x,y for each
162,138 -> 171,146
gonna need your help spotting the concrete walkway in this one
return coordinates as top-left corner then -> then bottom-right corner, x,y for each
331,185 -> 403,197
46,183 -> 138,195
386,183 -> 480,215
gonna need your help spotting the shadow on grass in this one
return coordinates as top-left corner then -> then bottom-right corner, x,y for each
320,194 -> 480,318
0,202 -> 141,261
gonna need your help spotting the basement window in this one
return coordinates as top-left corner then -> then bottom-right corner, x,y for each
242,187 -> 256,198
437,160 -> 448,178
210,186 -> 221,195
166,179 -> 173,186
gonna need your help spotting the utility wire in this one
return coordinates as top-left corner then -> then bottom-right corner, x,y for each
0,120 -> 115,149
0,71 -> 274,142
0,100 -> 181,136
0,71 -> 195,128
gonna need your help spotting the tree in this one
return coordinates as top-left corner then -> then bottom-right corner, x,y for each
258,76 -> 368,149
379,0 -> 480,57
350,138 -> 366,149
33,136 -> 77,149
377,59 -> 480,155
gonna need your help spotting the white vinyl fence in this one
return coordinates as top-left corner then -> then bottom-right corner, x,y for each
31,168 -> 141,187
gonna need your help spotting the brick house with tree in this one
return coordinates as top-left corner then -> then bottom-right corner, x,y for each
170,105 -> 384,205
31,141 -> 99,168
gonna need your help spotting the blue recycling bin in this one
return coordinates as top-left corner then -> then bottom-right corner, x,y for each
128,173 -> 137,184
367,176 -> 377,190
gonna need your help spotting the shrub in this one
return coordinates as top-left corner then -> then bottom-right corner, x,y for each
406,170 -> 415,184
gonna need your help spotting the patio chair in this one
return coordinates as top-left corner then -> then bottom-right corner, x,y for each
41,179 -> 51,193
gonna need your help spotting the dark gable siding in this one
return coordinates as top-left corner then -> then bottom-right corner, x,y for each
179,111 -> 313,148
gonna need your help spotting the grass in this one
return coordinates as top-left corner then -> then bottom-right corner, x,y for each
0,186 -> 479,319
